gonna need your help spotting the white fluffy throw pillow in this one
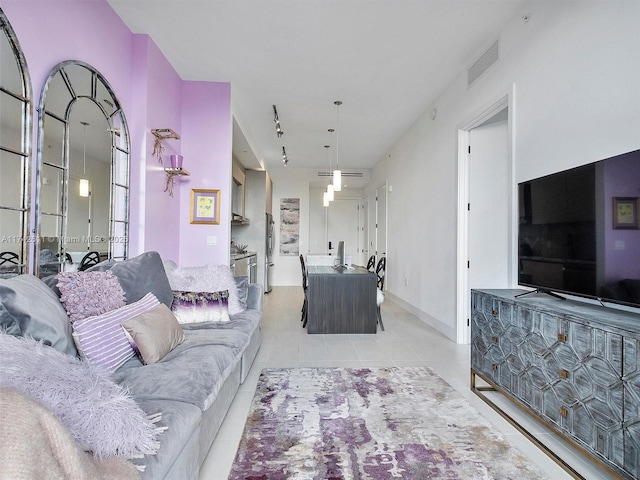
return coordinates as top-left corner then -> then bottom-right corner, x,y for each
163,263 -> 244,315
0,333 -> 165,460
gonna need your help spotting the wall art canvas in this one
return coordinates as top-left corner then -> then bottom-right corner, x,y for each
279,198 -> 300,256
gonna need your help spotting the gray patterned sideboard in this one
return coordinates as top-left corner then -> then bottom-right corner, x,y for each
470,289 -> 640,480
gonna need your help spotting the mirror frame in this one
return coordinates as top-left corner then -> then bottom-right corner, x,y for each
35,60 -> 131,276
0,8 -> 32,275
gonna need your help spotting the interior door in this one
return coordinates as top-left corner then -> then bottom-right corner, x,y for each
328,198 -> 359,263
360,196 -> 368,266
376,184 -> 387,258
468,115 -> 510,290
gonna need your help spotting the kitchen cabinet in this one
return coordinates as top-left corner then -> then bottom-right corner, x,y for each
231,170 -> 273,292
232,159 -> 246,222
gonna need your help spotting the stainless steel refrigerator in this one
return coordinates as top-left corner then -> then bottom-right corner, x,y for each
265,213 -> 274,293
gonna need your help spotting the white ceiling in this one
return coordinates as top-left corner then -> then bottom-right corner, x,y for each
107,0 -> 528,177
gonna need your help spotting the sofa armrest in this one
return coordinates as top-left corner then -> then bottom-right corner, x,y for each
246,283 -> 263,311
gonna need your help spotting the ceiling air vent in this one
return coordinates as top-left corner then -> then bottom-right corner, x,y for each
468,40 -> 499,88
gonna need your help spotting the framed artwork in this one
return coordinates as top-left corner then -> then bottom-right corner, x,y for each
190,189 -> 220,224
612,197 -> 638,229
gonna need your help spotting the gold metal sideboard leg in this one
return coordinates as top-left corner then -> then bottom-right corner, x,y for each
470,369 -> 588,480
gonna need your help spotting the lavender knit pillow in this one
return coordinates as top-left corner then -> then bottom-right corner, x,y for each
0,332 -> 164,460
57,270 -> 126,322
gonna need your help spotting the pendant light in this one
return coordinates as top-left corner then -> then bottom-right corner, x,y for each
332,100 -> 342,192
325,129 -> 334,202
79,121 -> 90,197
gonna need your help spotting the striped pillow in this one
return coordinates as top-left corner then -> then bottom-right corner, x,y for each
72,293 -> 160,372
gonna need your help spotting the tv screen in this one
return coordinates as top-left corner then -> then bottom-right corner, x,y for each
518,149 -> 640,308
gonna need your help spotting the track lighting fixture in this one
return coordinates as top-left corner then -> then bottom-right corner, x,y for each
282,146 -> 288,166
273,105 -> 284,138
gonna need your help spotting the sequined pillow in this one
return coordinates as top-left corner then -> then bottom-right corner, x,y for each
171,290 -> 230,324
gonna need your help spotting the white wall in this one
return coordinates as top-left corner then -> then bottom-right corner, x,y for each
367,0 -> 640,341
269,167 -> 369,286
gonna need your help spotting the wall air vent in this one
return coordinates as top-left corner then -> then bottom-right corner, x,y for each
317,171 -> 363,178
468,40 -> 499,88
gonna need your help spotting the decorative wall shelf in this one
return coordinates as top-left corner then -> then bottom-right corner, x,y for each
151,128 -> 180,164
152,128 -> 186,196
164,167 -> 190,197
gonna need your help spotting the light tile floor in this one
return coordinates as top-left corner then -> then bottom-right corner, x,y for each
199,287 -> 618,480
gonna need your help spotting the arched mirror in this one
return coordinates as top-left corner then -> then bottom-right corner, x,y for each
0,8 -> 32,276
36,61 -> 130,277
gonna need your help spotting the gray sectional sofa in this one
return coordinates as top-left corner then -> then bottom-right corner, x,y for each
0,251 -> 262,479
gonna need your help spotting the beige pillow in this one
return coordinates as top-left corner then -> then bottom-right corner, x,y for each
121,304 -> 186,364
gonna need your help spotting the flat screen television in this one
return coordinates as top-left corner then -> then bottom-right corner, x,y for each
517,148 -> 640,309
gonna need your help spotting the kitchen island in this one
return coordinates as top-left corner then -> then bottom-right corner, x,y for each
306,265 -> 377,334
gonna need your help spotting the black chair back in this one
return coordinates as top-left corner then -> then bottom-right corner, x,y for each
79,251 -> 101,271
0,252 -> 20,274
299,254 -> 307,290
366,255 -> 376,272
376,257 -> 386,291
0,251 -> 19,265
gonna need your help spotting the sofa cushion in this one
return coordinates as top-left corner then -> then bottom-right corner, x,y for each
113,330 -> 246,411
122,304 -> 187,365
72,293 -> 160,372
0,274 -> 77,356
182,308 -> 262,338
235,276 -> 249,309
89,251 -> 173,308
0,333 -> 163,460
57,270 -> 126,322
171,290 -> 230,324
129,398 -> 202,480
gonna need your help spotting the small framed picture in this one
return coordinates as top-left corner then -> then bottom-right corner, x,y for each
190,189 -> 220,225
612,197 -> 639,229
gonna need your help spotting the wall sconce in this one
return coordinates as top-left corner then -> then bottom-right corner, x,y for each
152,128 -> 189,197
273,105 -> 284,137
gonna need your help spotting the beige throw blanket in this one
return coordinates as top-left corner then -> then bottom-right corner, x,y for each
0,388 -> 140,480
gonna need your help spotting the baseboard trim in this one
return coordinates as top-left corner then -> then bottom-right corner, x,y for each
385,292 -> 457,341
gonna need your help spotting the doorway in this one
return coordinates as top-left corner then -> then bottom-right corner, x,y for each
328,198 -> 359,262
457,93 -> 514,344
375,183 -> 387,259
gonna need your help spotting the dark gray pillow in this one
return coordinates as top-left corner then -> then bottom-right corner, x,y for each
0,274 -> 78,357
87,251 -> 173,308
234,275 -> 249,310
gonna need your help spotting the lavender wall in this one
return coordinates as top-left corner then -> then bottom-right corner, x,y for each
1,0 -> 233,266
178,81 -> 232,266
603,150 -> 640,283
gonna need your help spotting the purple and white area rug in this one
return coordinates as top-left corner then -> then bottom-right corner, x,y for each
228,367 -> 549,479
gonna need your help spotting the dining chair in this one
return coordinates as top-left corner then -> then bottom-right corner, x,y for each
0,251 -> 20,274
78,251 -> 101,271
375,256 -> 386,331
366,255 -> 376,272
299,254 -> 308,328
